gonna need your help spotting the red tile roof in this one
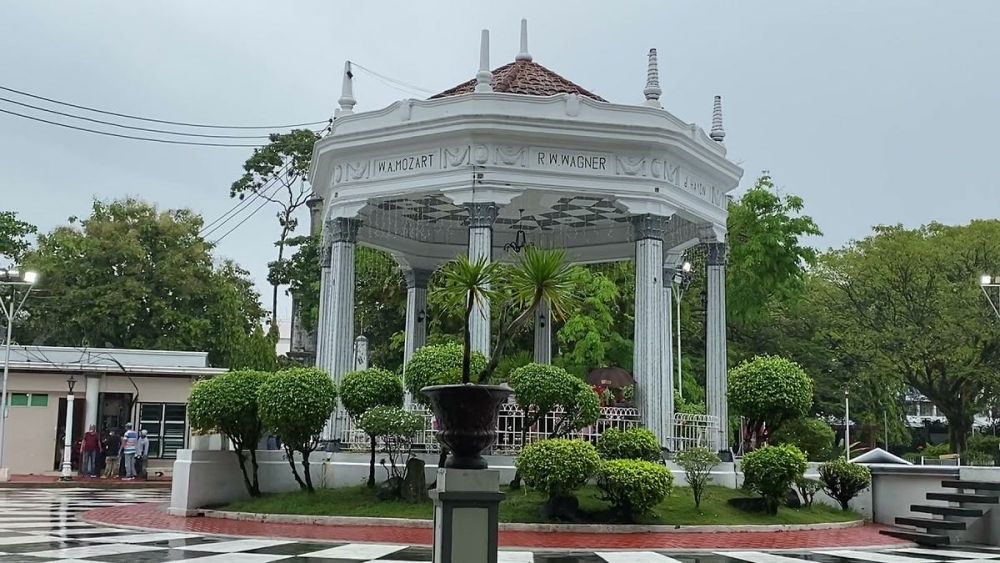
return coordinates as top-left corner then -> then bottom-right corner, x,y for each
430,60 -> 607,102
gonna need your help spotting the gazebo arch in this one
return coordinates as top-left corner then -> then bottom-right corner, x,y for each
309,21 -> 743,452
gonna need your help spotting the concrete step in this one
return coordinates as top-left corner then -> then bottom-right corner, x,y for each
895,516 -> 967,530
926,492 -> 1000,504
879,528 -> 950,546
911,504 -> 984,517
942,479 -> 1000,491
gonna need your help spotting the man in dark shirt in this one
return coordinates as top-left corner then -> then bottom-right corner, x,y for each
102,431 -> 121,478
80,425 -> 102,477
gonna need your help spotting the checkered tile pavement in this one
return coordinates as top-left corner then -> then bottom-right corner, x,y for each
0,487 -> 996,562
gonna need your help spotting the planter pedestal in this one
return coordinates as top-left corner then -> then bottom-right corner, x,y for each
430,468 -> 503,563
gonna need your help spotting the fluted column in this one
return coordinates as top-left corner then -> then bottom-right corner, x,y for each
660,269 -> 676,451
315,245 -> 333,368
465,202 -> 498,358
403,268 -> 431,407
533,298 -> 551,364
632,214 -> 668,448
705,241 -> 729,452
318,217 -> 360,441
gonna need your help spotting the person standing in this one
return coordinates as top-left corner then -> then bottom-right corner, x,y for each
102,430 -> 120,479
135,430 -> 150,480
120,423 -> 139,480
80,425 -> 102,477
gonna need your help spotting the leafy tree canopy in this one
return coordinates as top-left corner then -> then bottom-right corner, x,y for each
0,211 -> 37,264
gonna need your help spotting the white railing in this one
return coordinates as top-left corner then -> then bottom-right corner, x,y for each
339,405 -> 719,455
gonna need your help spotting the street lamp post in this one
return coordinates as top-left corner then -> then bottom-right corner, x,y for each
60,375 -> 77,481
844,388 -> 851,460
671,262 -> 694,399
981,274 -> 1000,321
0,268 -> 38,482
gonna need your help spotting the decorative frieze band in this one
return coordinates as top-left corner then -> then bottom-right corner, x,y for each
706,241 -> 728,266
464,202 -> 499,228
631,214 -> 670,241
404,268 -> 433,289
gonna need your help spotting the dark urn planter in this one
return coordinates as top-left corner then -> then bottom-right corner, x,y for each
421,383 -> 512,470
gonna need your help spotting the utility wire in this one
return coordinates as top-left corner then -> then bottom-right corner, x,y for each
201,175 -> 286,239
0,107 -> 262,147
0,84 -> 328,129
0,96 -> 271,139
349,61 -> 436,96
211,188 -> 276,244
199,161 -> 293,235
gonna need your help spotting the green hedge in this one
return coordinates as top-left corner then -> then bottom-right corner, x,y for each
818,458 -> 871,510
741,444 -> 807,514
597,459 -> 673,521
516,439 -> 600,500
596,428 -> 661,462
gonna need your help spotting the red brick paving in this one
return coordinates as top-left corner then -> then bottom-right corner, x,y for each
1,475 -> 170,489
84,502 -> 909,550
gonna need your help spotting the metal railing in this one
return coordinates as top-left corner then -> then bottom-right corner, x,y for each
339,404 -> 720,455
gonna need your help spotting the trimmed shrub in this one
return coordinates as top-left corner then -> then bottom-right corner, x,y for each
257,368 -> 338,493
741,444 -> 808,514
597,428 -> 661,462
597,460 -> 673,522
771,418 -> 836,461
339,367 -> 406,488
187,370 -> 269,497
794,476 -> 823,508
919,443 -> 950,458
729,356 -> 813,440
516,439 -> 601,501
403,343 -> 486,406
819,458 -> 871,510
676,447 -> 721,509
968,434 -> 1000,459
358,405 -> 425,491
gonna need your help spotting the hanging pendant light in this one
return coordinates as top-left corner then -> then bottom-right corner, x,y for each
504,209 -> 530,253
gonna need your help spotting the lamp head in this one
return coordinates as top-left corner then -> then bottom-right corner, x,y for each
66,374 -> 77,394
681,261 -> 692,273
982,274 -> 994,287
23,271 -> 38,284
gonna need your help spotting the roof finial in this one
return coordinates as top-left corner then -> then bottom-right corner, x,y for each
710,95 -> 726,142
643,48 -> 661,108
337,61 -> 356,116
475,29 -> 493,93
516,18 -> 532,62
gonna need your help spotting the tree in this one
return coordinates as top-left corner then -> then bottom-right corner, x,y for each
729,355 -> 814,449
555,264 -> 633,378
340,367 -> 405,488
820,221 -> 1000,453
187,371 -> 269,496
357,405 -> 424,497
771,417 -> 835,461
676,447 -> 720,509
0,211 -> 36,264
257,368 -> 338,493
228,323 -> 278,372
741,444 -> 808,514
819,458 -> 871,510
232,129 -> 321,327
507,363 -> 601,487
21,199 -> 266,367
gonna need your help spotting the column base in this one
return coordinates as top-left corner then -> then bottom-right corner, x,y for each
430,468 -> 503,563
0,467 -> 9,482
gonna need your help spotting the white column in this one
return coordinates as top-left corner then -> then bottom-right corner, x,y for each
84,374 -> 100,432
318,217 -> 360,442
660,270 -> 675,451
315,250 -> 332,368
465,202 -> 498,359
61,392 -> 75,479
533,298 -> 551,364
705,241 -> 729,452
632,214 -> 668,448
403,269 -> 431,366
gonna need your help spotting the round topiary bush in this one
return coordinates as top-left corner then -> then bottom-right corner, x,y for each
596,459 -> 673,521
771,418 -> 835,461
818,457 -> 872,510
729,355 -> 813,435
516,438 -> 601,502
340,367 -> 404,420
740,444 -> 807,514
596,428 -> 661,462
403,342 -> 487,406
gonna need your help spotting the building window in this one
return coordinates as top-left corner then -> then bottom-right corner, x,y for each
7,393 -> 47,407
138,403 -> 187,459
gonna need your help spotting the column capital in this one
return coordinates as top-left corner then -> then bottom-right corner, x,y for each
319,245 -> 332,268
404,268 -> 433,289
327,217 -> 361,244
705,241 -> 728,266
464,202 -> 499,228
631,214 -> 670,241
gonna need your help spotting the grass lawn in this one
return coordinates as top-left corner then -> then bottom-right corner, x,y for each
222,485 -> 860,526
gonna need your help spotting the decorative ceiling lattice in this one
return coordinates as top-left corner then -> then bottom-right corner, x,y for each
374,194 -> 628,231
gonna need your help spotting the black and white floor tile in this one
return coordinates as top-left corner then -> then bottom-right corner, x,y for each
0,488 -> 998,562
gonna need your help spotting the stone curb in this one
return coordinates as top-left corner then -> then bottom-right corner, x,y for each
200,509 -> 865,534
0,480 -> 171,489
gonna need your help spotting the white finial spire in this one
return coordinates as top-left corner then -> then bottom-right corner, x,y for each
516,18 -> 532,62
643,48 -> 661,108
475,29 -> 493,93
337,61 -> 356,116
710,95 -> 726,142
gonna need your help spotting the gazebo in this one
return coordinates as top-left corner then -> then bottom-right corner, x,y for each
308,21 -> 743,452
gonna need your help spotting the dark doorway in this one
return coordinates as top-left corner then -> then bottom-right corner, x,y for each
98,393 -> 134,435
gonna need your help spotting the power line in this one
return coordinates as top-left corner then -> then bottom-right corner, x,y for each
349,61 -> 436,96
0,107 -> 262,147
211,189 -> 276,244
0,84 -> 329,129
199,161 -> 293,235
201,175 -> 286,239
0,96 -> 271,139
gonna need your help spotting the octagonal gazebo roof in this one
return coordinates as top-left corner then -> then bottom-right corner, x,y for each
310,22 -> 743,272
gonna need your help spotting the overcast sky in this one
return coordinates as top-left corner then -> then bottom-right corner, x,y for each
2,1 -> 998,323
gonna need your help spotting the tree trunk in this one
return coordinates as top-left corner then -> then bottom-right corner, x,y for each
462,294 -> 474,384
284,445 -> 306,490
271,235 -> 287,329
301,449 -> 314,493
233,447 -> 256,497
248,448 -> 261,496
368,436 -> 377,488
